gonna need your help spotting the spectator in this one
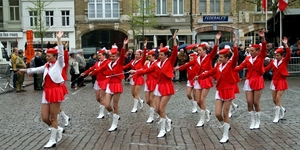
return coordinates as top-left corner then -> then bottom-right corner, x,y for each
34,51 -> 45,90
88,53 -> 97,84
10,47 -> 18,88
267,43 -> 275,58
69,52 -> 80,88
75,50 -> 86,87
292,38 -> 300,57
177,48 -> 188,82
15,49 -> 27,92
238,46 -> 246,80
263,57 -> 273,80
124,49 -> 134,83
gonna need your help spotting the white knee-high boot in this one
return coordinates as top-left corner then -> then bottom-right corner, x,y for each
97,105 -> 105,119
44,127 -> 58,148
249,111 -> 255,130
108,114 -> 119,132
192,101 -> 198,113
60,111 -> 70,127
219,123 -> 230,143
146,107 -> 155,123
131,99 -> 138,113
157,118 -> 166,138
196,109 -> 206,127
229,106 -> 232,118
279,106 -> 286,119
273,106 -> 281,123
206,109 -> 211,122
139,98 -> 144,109
254,111 -> 260,129
165,116 -> 172,132
57,126 -> 64,142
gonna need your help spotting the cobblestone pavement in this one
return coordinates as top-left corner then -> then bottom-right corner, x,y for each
0,75 -> 300,150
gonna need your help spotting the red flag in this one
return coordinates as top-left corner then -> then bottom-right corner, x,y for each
279,0 -> 288,12
262,0 -> 267,12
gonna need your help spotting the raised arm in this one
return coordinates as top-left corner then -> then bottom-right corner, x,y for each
282,37 -> 291,63
258,30 -> 267,58
170,30 -> 178,65
119,38 -> 129,66
141,40 -> 148,64
231,33 -> 238,68
56,31 -> 64,67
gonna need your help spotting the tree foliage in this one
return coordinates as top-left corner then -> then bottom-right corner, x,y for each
27,0 -> 53,49
127,0 -> 156,41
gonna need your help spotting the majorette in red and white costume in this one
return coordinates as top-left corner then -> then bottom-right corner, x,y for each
178,52 -> 199,113
84,48 -> 110,119
234,39 -> 267,130
94,46 -> 125,94
265,45 -> 291,123
200,47 -> 238,101
27,46 -> 68,103
142,49 -> 159,123
85,49 -> 110,91
235,43 -> 267,91
123,47 -> 147,113
136,46 -> 177,96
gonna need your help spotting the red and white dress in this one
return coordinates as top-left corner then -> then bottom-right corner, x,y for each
199,46 -> 239,101
136,46 -> 178,96
94,48 -> 126,94
265,48 -> 291,91
123,48 -> 147,85
85,59 -> 110,90
235,42 -> 267,91
182,45 -> 218,89
143,60 -> 158,92
27,45 -> 68,103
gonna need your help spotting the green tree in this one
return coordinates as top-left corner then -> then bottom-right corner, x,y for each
128,0 -> 156,43
28,0 -> 53,49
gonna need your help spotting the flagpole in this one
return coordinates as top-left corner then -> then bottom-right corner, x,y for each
279,11 -> 282,46
265,0 -> 268,30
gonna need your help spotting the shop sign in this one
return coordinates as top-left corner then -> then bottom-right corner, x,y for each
203,16 -> 228,22
0,32 -> 23,38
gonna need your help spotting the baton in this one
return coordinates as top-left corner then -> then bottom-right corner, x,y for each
106,71 -> 129,78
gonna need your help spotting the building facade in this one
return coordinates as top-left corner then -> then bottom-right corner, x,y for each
21,0 -> 76,50
0,0 -> 23,55
75,0 -> 271,50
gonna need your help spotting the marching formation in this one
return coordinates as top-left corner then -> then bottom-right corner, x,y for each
18,30 -> 291,148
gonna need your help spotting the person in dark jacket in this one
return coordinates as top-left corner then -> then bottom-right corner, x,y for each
238,46 -> 246,80
88,53 -> 97,84
34,51 -> 45,90
124,49 -> 134,83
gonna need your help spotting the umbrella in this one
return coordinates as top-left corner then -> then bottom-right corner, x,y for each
186,44 -> 198,50
219,42 -> 233,49
178,44 -> 189,50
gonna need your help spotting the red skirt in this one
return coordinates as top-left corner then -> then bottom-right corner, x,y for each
218,88 -> 235,101
97,79 -> 109,90
272,79 -> 288,91
158,83 -> 175,96
146,79 -> 157,91
133,75 -> 144,85
44,83 -> 68,103
108,82 -> 123,93
248,76 -> 264,90
198,77 -> 214,89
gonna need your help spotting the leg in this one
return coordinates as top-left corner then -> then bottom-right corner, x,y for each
134,85 -> 144,109
253,90 -> 263,129
96,90 -> 105,119
41,104 -> 51,126
157,95 -> 171,137
131,85 -> 139,113
272,90 -> 277,105
108,93 -> 121,132
44,102 -> 62,148
187,87 -> 197,113
200,89 -> 211,122
274,90 -> 285,122
220,100 -> 232,143
146,91 -> 155,123
245,91 -> 255,129
104,93 -> 113,112
215,100 -> 223,122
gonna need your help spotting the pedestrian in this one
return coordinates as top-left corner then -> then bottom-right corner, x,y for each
124,49 -> 134,83
177,48 -> 188,82
265,37 -> 290,123
10,47 -> 18,88
142,49 -> 158,123
76,49 -> 86,87
182,32 -> 221,127
34,51 -> 45,90
80,48 -> 110,119
234,30 -> 267,130
199,34 -> 238,143
18,31 -> 67,148
93,38 -> 129,132
174,52 -> 198,113
69,52 -> 80,89
123,40 -> 147,113
15,49 -> 27,92
130,31 -> 178,138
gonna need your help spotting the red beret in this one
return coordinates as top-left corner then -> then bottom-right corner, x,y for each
218,48 -> 230,55
198,44 -> 207,48
98,49 -> 106,54
109,48 -> 118,55
275,47 -> 284,53
159,47 -> 169,53
136,49 -> 143,54
189,52 -> 197,57
147,50 -> 155,55
251,44 -> 260,49
46,48 -> 58,54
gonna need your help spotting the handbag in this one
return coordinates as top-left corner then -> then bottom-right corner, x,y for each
70,64 -> 75,74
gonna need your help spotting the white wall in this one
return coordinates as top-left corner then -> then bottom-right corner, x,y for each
21,0 -> 75,49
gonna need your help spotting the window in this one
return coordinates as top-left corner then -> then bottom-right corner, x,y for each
45,11 -> 54,26
88,0 -> 119,20
9,0 -> 19,21
173,0 -> 184,15
29,11 -> 37,26
61,11 -> 70,26
199,0 -> 206,14
139,0 -> 150,15
224,0 -> 231,14
156,0 -> 167,15
210,0 -> 220,13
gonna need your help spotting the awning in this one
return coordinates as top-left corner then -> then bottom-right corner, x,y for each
138,28 -> 193,35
